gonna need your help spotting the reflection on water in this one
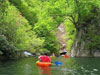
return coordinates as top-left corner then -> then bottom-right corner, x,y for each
0,57 -> 100,75
38,66 -> 51,75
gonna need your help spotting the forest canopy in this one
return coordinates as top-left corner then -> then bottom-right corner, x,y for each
0,0 -> 100,58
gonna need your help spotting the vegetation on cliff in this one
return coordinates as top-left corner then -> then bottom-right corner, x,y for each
0,0 -> 100,58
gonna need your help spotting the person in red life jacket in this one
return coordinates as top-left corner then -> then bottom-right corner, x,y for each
38,53 -> 51,62
64,53 -> 69,58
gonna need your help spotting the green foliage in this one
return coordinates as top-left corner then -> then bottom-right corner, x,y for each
0,0 -> 44,57
1,0 -> 100,58
64,20 -> 76,50
0,35 -> 18,57
64,0 -> 100,52
85,24 -> 100,51
34,17 -> 60,53
9,0 -> 38,25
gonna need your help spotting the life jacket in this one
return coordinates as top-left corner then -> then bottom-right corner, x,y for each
64,55 -> 69,58
39,55 -> 51,62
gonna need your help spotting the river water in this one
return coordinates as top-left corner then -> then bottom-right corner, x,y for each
0,57 -> 100,75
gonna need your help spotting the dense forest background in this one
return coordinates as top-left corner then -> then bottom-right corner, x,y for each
0,0 -> 100,58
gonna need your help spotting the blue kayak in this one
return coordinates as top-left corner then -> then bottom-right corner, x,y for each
54,61 -> 62,66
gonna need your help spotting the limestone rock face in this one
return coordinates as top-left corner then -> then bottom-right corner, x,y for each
71,29 -> 100,57
56,23 -> 67,53
93,50 -> 100,57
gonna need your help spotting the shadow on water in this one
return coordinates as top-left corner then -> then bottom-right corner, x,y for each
0,57 -> 100,75
60,57 -> 100,75
50,57 -> 100,75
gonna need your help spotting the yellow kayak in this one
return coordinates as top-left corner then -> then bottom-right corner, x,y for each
50,56 -> 55,59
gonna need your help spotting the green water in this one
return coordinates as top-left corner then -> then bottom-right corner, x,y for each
0,57 -> 100,75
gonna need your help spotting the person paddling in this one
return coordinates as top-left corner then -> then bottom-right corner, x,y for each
38,53 -> 51,62
52,53 -> 55,57
64,53 -> 69,58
